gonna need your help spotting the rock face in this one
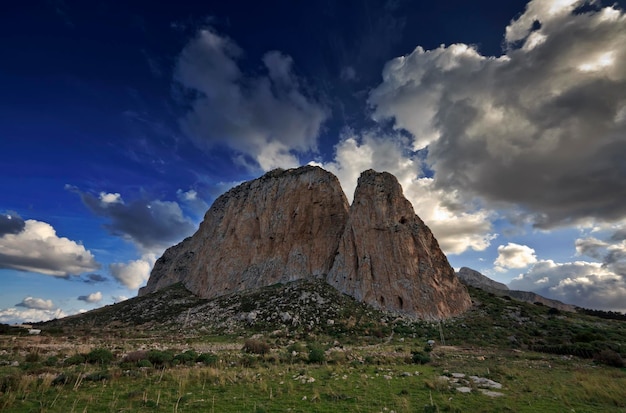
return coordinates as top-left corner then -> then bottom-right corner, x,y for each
139,166 -> 349,298
140,166 -> 472,320
457,267 -> 509,293
326,170 -> 471,320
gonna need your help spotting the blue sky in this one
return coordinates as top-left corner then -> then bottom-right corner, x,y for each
2,0 -> 626,324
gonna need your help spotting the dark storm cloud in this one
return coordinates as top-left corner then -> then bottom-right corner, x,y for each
74,190 -> 196,252
0,212 -> 26,236
175,28 -> 329,171
369,1 -> 626,228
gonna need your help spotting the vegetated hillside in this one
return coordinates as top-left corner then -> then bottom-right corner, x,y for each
36,281 -> 626,363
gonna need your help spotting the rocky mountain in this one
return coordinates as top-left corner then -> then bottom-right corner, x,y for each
456,267 -> 576,312
457,267 -> 509,293
140,166 -> 471,320
140,166 -> 349,297
327,170 -> 471,319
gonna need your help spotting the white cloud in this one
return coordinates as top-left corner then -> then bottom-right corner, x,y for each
99,192 -> 123,204
509,259 -> 626,312
368,1 -> 626,228
16,296 -> 55,310
78,291 -> 102,303
109,253 -> 157,290
494,242 -> 538,271
0,219 -> 100,276
0,307 -> 67,325
314,132 -> 495,255
176,29 -> 329,171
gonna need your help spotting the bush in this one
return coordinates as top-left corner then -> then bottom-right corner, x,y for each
411,351 -> 431,365
147,350 -> 174,366
65,354 -> 86,366
86,348 -> 114,365
308,346 -> 326,364
84,371 -> 111,382
196,352 -> 218,366
594,349 -> 625,368
137,359 -> 153,368
174,350 -> 198,365
243,339 -> 270,355
44,356 -> 58,366
25,352 -> 40,363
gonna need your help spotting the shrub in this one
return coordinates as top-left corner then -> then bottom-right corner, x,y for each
84,371 -> 111,382
243,339 -> 270,355
174,350 -> 198,365
137,359 -> 153,368
25,352 -> 40,363
44,356 -> 58,366
86,348 -> 114,365
594,349 -> 625,368
411,351 -> 431,365
308,345 -> 326,364
65,354 -> 86,366
147,350 -> 174,366
196,352 -> 218,366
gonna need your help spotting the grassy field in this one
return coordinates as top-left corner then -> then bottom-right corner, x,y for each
1,334 -> 625,412
2,284 -> 625,412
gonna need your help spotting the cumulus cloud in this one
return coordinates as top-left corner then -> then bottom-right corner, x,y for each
0,219 -> 99,276
175,28 -> 329,171
74,190 -> 196,252
77,291 -> 102,303
494,242 -> 538,271
369,0 -> 626,228
16,297 -> 55,311
510,259 -> 626,312
109,254 -> 156,290
0,211 -> 25,236
314,131 -> 495,254
0,307 -> 66,324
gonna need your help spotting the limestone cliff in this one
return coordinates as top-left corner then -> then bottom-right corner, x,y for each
141,166 -> 472,320
139,166 -> 349,298
326,170 -> 472,320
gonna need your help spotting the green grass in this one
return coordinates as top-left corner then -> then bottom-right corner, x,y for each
2,282 -> 625,412
1,336 -> 625,412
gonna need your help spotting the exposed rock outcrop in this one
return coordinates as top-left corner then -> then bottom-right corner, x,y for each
457,267 -> 509,293
326,170 -> 472,320
141,166 -> 472,320
139,166 -> 349,298
456,267 -> 576,312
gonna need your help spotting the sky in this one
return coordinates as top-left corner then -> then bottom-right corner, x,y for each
2,0 -> 626,324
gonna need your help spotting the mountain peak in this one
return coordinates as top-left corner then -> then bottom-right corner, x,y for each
140,167 -> 471,320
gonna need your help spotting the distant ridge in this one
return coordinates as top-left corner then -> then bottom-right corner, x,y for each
456,267 -> 576,312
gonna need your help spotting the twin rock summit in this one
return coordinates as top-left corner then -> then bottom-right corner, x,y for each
139,166 -> 472,321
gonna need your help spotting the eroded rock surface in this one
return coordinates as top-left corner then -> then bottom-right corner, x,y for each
139,166 -> 349,298
141,166 -> 472,320
326,170 -> 472,320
